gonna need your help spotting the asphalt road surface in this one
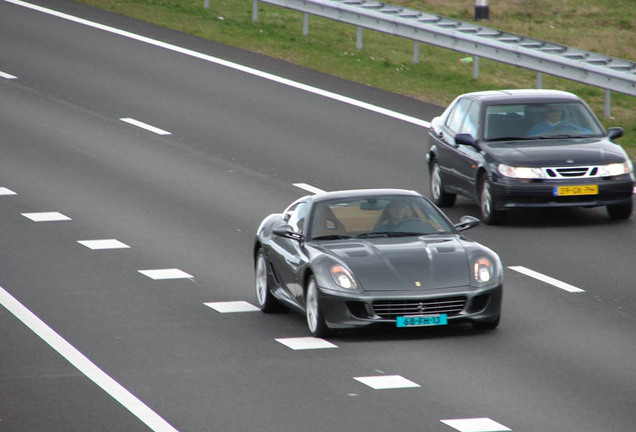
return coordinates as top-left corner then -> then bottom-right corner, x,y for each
1,1 -> 634,431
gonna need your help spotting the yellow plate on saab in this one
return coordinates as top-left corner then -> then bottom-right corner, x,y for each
554,185 -> 598,196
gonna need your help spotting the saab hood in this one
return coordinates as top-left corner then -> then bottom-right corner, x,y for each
322,236 -> 470,290
485,138 -> 627,167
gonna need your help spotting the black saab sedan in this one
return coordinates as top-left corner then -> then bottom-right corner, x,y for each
254,189 -> 503,337
426,89 -> 634,224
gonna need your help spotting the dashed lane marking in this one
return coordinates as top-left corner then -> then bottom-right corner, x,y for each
441,418 -> 511,432
138,268 -> 194,280
0,286 -> 181,432
293,183 -> 326,195
0,71 -> 18,79
275,337 -> 338,350
204,301 -> 259,313
21,212 -> 71,222
509,265 -> 585,293
0,187 -> 18,195
78,239 -> 131,250
354,375 -> 420,390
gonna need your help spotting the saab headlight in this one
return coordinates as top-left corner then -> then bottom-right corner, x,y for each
473,258 -> 494,284
598,161 -> 632,177
330,265 -> 356,290
498,164 -> 545,179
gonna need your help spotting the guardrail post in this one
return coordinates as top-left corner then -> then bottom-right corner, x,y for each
475,0 -> 489,20
303,13 -> 309,36
536,72 -> 543,89
473,56 -> 480,79
356,27 -> 363,50
252,0 -> 258,22
413,42 -> 419,64
204,0 -> 209,9
604,90 -> 612,118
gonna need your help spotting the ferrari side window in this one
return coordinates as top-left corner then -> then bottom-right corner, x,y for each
288,202 -> 309,233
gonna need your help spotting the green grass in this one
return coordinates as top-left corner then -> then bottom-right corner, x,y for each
75,0 -> 636,157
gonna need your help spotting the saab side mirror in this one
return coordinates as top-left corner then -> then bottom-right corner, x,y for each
455,133 -> 480,150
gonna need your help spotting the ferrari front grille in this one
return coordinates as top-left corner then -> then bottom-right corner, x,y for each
373,297 -> 466,319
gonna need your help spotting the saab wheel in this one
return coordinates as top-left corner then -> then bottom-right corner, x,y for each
607,200 -> 633,220
430,161 -> 456,207
479,177 -> 505,225
305,275 -> 330,337
472,315 -> 500,330
255,249 -> 283,313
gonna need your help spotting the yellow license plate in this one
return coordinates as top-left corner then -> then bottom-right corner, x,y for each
554,185 -> 599,196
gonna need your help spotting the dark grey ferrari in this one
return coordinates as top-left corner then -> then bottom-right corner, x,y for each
253,189 -> 503,337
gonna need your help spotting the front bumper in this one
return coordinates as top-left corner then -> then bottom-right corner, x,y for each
317,284 -> 503,330
490,176 -> 634,210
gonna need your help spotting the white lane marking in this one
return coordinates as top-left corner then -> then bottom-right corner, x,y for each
509,265 -> 585,293
138,269 -> 194,280
78,239 -> 131,250
0,71 -> 18,79
7,0 -> 430,129
0,187 -> 18,195
275,337 -> 338,350
0,286 -> 180,432
293,183 -> 326,195
354,375 -> 420,390
120,118 -> 171,135
204,301 -> 259,313
21,211 -> 72,222
441,418 -> 511,432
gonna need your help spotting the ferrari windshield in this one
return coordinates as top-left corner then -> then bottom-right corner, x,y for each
309,195 -> 454,240
483,102 -> 604,141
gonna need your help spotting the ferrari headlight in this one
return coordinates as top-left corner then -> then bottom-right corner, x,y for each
330,265 -> 356,290
597,161 -> 633,177
498,164 -> 546,179
473,258 -> 494,284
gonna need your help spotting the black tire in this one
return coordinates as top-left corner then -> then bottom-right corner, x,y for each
607,199 -> 633,220
255,249 -> 284,313
479,176 -> 506,225
472,315 -> 500,330
305,275 -> 330,337
430,161 -> 456,207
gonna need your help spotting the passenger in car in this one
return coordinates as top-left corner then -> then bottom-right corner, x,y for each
374,200 -> 413,232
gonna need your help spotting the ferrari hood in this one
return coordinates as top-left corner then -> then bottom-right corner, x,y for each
486,138 -> 627,166
322,236 -> 470,290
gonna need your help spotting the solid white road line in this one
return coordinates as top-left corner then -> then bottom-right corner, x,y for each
293,183 -> 327,195
0,286 -> 180,432
509,265 -> 585,293
0,70 -> 18,79
7,0 -> 430,129
120,118 -> 171,135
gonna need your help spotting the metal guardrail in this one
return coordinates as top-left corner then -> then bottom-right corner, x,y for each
251,0 -> 636,113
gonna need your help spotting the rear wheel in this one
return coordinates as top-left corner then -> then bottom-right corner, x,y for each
430,161 -> 456,207
305,276 -> 330,337
607,199 -> 633,220
479,177 -> 505,225
255,249 -> 283,313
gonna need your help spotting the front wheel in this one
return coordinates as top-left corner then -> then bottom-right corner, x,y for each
305,276 -> 330,337
607,199 -> 633,220
479,177 -> 505,225
255,249 -> 283,313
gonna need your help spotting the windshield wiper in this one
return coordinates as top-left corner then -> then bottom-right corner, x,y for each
355,232 -> 390,238
311,234 -> 353,240
488,136 -> 533,142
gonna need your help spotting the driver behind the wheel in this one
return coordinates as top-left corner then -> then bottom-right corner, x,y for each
527,105 -> 565,136
374,200 -> 412,232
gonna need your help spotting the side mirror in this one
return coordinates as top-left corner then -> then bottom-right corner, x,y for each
607,127 -> 623,140
454,215 -> 480,232
455,133 -> 480,150
273,225 -> 305,242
